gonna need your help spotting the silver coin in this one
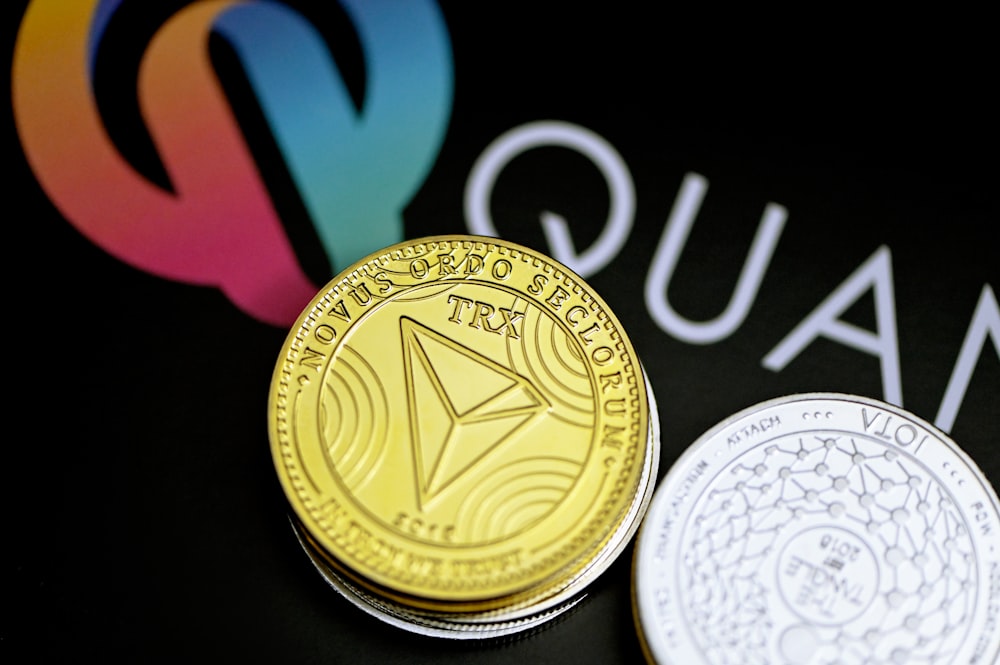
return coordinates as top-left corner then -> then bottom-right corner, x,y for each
291,363 -> 661,639
633,393 -> 1000,665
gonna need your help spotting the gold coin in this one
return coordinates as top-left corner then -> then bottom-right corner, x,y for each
268,235 -> 650,605
290,369 -> 659,638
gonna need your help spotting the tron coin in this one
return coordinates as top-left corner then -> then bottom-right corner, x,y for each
268,235 -> 657,635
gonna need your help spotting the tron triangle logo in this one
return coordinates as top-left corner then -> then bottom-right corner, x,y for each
400,317 -> 549,509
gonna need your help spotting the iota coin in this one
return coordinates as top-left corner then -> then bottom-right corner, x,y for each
268,235 -> 655,632
632,393 -> 1000,665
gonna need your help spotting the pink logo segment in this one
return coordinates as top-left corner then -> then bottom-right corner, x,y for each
14,1 -> 316,326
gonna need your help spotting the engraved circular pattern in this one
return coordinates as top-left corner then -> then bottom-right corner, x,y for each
270,235 -> 649,604
683,433 -> 974,663
632,394 -> 1000,665
318,284 -> 596,547
775,525 -> 879,626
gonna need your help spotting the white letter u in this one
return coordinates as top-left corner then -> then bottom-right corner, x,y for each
644,172 -> 787,344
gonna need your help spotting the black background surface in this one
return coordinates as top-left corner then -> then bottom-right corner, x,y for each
5,3 -> 998,663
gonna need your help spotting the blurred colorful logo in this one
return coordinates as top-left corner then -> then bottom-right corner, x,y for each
12,0 -> 453,326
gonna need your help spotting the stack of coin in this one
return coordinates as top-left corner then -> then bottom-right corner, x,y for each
268,235 -> 659,638
632,393 -> 1000,664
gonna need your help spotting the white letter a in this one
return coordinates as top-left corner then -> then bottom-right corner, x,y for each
762,246 -> 902,406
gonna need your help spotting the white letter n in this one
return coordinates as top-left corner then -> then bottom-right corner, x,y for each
935,284 -> 999,433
